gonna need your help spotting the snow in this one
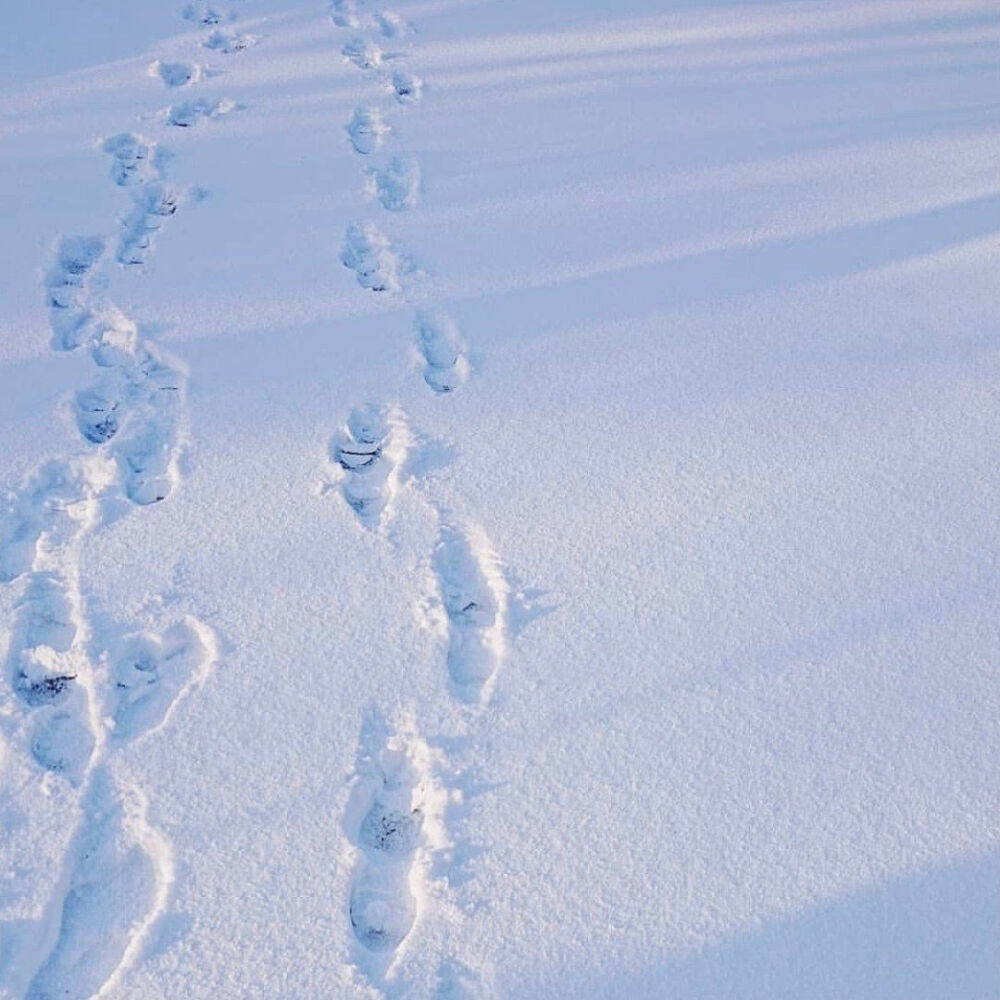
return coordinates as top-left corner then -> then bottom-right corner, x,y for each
1,0 -> 999,997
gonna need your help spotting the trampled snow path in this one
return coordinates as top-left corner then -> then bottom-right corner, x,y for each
0,5 -> 252,993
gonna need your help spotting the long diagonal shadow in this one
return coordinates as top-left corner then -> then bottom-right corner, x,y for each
462,192 -> 1000,325
515,849 -> 1000,998
637,850 -> 1000,999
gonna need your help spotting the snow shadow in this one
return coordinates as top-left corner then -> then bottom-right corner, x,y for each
533,849 -> 1000,999
464,191 -> 1000,327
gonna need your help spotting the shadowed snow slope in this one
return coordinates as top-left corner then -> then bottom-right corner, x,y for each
0,0 -> 998,997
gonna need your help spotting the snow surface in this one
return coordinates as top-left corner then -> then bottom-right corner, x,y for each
1,0 -> 999,996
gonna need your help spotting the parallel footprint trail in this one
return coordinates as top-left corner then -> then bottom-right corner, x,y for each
325,4 -> 515,985
0,4 -> 249,992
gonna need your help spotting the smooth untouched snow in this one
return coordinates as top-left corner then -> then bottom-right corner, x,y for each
0,0 -> 998,997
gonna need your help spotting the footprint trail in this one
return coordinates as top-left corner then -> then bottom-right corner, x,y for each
0,5 -> 247,994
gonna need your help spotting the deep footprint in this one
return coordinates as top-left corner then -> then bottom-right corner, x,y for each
5,569 -> 96,781
331,404 -> 404,526
346,720 -> 431,961
26,768 -> 166,1000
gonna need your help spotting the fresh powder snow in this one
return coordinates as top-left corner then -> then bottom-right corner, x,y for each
0,0 -> 998,997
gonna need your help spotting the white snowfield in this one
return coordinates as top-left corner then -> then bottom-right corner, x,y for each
0,0 -> 998,996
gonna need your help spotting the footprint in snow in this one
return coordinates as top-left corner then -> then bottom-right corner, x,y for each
75,337 -> 183,452
166,97 -> 239,128
148,59 -> 202,88
0,461 -> 98,584
109,617 -> 217,743
116,182 -> 183,266
342,37 -> 399,71
101,133 -> 168,187
373,10 -> 409,38
390,70 -> 422,104
45,236 -> 103,313
119,422 -> 182,506
331,404 -> 406,527
6,571 -> 96,782
365,157 -> 420,211
341,223 -> 408,293
329,0 -> 361,29
44,235 -> 104,351
10,576 -> 78,708
414,312 -> 468,394
345,719 -> 437,962
58,300 -> 186,507
432,521 -> 508,702
181,2 -> 226,24
346,107 -> 390,156
30,710 -> 95,783
75,388 -> 120,445
203,28 -> 257,53
25,768 -> 167,999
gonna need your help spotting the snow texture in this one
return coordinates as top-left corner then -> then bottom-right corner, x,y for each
0,0 -> 998,997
